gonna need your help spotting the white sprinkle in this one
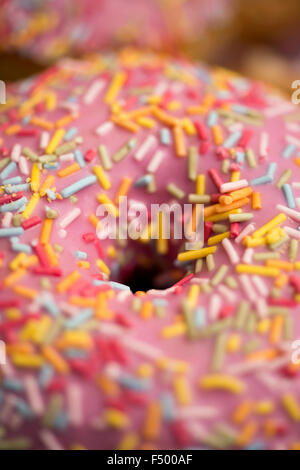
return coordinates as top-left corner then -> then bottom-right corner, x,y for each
227,360 -> 266,375
24,375 -> 44,415
283,226 -> 300,240
19,156 -> 29,175
59,208 -> 81,228
83,79 -> 105,105
154,81 -> 168,96
255,297 -> 268,318
292,182 -> 300,189
242,247 -> 253,264
95,121 -> 113,136
40,131 -> 50,150
209,294 -> 221,320
222,238 -> 240,264
235,223 -> 255,244
259,132 -> 269,158
58,229 -> 67,239
67,384 -> 82,426
11,144 -> 21,162
39,430 -> 64,450
252,275 -> 268,297
59,152 -> 74,162
264,101 -> 294,118
2,212 -> 13,228
239,274 -> 256,302
277,204 -> 300,222
134,135 -> 157,161
176,406 -> 218,420
220,179 -> 248,194
122,336 -> 162,360
218,284 -> 237,303
286,134 -> 300,148
147,150 -> 165,173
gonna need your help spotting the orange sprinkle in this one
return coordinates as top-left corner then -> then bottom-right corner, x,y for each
173,125 -> 186,157
233,401 -> 253,425
115,177 -> 132,204
237,421 -> 258,447
266,259 -> 294,272
215,197 -> 250,214
57,162 -> 80,178
42,345 -> 69,374
269,315 -> 284,344
13,285 -> 37,300
143,402 -> 161,440
140,301 -> 153,319
40,218 -> 53,245
56,270 -> 80,293
252,191 -> 262,210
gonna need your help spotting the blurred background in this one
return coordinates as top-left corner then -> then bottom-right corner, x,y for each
0,0 -> 300,95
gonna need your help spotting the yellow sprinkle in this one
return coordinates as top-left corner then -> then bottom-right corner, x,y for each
140,301 -> 153,320
161,323 -> 187,338
236,265 -> 279,277
77,261 -> 90,269
196,174 -> 205,195
45,128 -> 65,154
233,401 -> 253,424
13,285 -> 37,300
152,107 -> 179,127
111,116 -> 139,133
115,177 -> 132,204
105,72 -> 126,104
40,175 -> 55,196
56,270 -> 80,293
96,259 -> 110,276
105,409 -> 129,429
274,273 -> 288,288
205,209 -> 241,223
237,421 -> 258,447
182,118 -> 196,135
282,394 -> 300,422
252,213 -> 286,239
40,218 -> 53,245
199,374 -> 245,394
97,193 -> 119,217
243,236 -> 266,248
207,231 -> 230,246
136,116 -> 156,129
44,244 -> 58,266
143,402 -> 161,440
11,353 -> 44,368
174,125 -> 186,157
57,163 -> 80,178
96,374 -> 120,397
256,319 -> 271,334
227,335 -> 241,353
246,348 -> 279,362
92,165 -> 111,190
255,401 -> 274,415
9,253 -> 27,271
231,170 -> 240,182
269,315 -> 284,344
4,268 -> 26,287
177,246 -> 217,263
107,245 -> 117,258
187,284 -> 200,308
173,375 -> 191,406
212,125 -> 223,145
22,192 -> 40,219
57,331 -> 93,350
137,364 -> 153,378
42,345 -> 69,374
30,163 -> 40,192
266,259 -> 294,272
118,433 -> 138,451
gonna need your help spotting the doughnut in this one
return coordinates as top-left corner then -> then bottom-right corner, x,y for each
1,48 -> 300,450
0,0 -> 232,63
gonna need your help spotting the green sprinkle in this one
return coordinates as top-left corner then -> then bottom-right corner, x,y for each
245,148 -> 257,168
234,300 -> 249,330
206,253 -> 215,272
276,169 -> 292,189
289,239 -> 298,261
211,332 -> 227,372
98,144 -> 112,170
211,264 -> 228,287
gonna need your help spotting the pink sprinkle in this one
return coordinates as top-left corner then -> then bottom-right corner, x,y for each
230,222 -> 240,238
209,168 -> 224,191
238,129 -> 253,148
195,121 -> 208,140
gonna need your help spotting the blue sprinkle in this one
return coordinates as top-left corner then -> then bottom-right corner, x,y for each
194,307 -> 206,328
15,400 -> 33,419
160,393 -> 175,422
0,196 -> 28,213
223,131 -> 242,149
46,189 -> 57,200
61,175 -> 97,198
38,365 -> 54,388
42,299 -> 61,317
2,176 -> 23,185
282,183 -> 296,209
134,175 -> 152,187
119,375 -> 149,391
74,250 -> 87,260
74,149 -> 85,168
5,184 -> 30,193
0,227 -> 24,238
93,280 -> 130,291
250,175 -> 273,186
11,243 -> 32,254
65,308 -> 93,329
232,104 -> 251,115
282,143 -> 296,159
160,128 -> 171,145
43,163 -> 59,170
64,127 -> 78,141
0,161 -> 17,180
207,111 -> 218,127
153,299 -> 168,307
3,378 -> 23,392
266,162 -> 277,179
235,151 -> 245,165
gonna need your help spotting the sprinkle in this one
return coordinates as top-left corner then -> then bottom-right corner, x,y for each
95,121 -> 114,136
46,129 -> 65,154
167,183 -> 185,200
59,208 -> 81,229
104,71 -> 126,104
173,375 -> 191,405
57,163 -> 80,178
113,139 -> 136,163
188,147 -> 197,181
61,175 -> 97,198
115,177 -> 132,203
211,265 -> 228,287
93,165 -> 111,190
236,265 -> 279,277
196,174 -> 205,195
282,394 -> 300,422
0,161 -> 17,180
0,227 -> 24,238
245,149 -> 257,168
277,169 -> 292,189
40,218 -> 53,245
143,402 -> 161,440
83,79 -> 105,105
252,192 -> 261,210
199,374 -> 245,394
222,238 -> 240,264
177,246 -> 217,262
147,150 -> 165,173
98,145 -> 112,170
56,271 -> 80,293
252,213 -> 286,239
174,126 -> 186,157
282,183 -> 296,209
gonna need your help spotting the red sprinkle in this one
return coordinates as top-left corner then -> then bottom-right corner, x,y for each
22,216 -> 42,230
84,149 -> 97,162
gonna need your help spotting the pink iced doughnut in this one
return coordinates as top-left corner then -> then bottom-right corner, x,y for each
0,49 -> 300,450
0,0 -> 232,61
